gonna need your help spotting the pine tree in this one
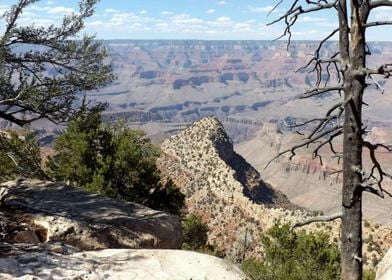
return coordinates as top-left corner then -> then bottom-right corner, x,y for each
0,0 -> 114,127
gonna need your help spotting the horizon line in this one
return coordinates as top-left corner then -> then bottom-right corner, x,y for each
98,39 -> 392,43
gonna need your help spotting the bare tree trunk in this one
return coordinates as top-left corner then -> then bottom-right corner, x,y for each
341,81 -> 363,280
340,1 -> 366,278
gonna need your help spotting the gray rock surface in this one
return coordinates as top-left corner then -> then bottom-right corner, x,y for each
1,179 -> 182,250
376,247 -> 392,280
0,249 -> 247,280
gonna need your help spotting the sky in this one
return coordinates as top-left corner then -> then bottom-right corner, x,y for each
1,0 -> 392,41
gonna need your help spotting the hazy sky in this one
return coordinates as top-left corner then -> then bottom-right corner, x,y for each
1,0 -> 392,40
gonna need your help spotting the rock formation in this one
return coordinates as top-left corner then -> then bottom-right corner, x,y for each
0,179 -> 182,250
158,116 -> 302,260
0,249 -> 247,280
0,178 -> 250,279
159,116 -> 290,207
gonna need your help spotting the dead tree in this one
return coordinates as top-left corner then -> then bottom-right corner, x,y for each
268,1 -> 392,279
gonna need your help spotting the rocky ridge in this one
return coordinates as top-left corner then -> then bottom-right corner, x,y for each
158,117 -> 305,260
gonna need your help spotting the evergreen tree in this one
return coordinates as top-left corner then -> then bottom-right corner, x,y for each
48,109 -> 185,215
181,213 -> 209,251
0,0 -> 114,127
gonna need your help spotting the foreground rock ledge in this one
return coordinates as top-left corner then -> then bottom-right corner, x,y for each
0,249 -> 247,280
0,179 -> 182,249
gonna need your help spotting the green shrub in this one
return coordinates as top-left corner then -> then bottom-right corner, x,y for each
48,108 -> 184,215
0,131 -> 47,182
242,223 -> 340,280
181,213 -> 209,251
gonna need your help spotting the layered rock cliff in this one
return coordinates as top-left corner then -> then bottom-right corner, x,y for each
236,122 -> 392,226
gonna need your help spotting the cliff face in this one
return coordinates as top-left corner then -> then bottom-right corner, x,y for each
236,122 -> 392,226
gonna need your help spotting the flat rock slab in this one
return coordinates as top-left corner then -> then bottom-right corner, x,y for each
0,249 -> 247,280
1,179 -> 182,250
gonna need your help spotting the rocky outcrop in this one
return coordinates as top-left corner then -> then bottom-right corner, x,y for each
158,117 -> 298,260
0,248 -> 247,280
0,179 -> 182,250
159,116 -> 290,207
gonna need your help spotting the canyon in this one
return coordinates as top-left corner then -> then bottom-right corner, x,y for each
94,40 -> 392,227
8,40 -> 392,227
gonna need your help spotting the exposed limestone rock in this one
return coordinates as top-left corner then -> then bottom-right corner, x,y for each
0,249 -> 247,280
0,179 -> 182,250
376,247 -> 392,280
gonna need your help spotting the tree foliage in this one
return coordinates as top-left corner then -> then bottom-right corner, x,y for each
181,213 -> 209,251
48,108 -> 185,215
0,130 -> 47,182
0,0 -> 115,127
242,224 -> 341,280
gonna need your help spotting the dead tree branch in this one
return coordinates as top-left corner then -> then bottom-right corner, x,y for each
292,212 -> 342,228
368,74 -> 385,93
361,141 -> 392,198
365,20 -> 392,28
301,85 -> 343,98
265,125 -> 343,168
267,0 -> 338,44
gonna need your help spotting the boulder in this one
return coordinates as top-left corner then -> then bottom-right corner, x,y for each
376,247 -> 392,280
0,249 -> 247,280
0,179 -> 182,250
